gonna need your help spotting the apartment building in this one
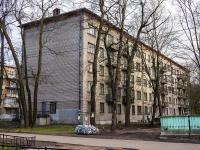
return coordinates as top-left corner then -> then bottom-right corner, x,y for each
1,65 -> 19,117
22,8 -> 189,124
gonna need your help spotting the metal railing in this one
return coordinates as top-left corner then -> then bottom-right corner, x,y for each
0,134 -> 35,148
0,145 -> 75,150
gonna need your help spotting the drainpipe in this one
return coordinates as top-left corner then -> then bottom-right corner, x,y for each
78,10 -> 84,123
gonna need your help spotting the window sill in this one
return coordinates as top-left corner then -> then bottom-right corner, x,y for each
87,33 -> 96,38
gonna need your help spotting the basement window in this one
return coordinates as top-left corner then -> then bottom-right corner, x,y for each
50,102 -> 56,114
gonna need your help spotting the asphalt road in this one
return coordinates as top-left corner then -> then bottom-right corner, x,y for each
2,132 -> 200,150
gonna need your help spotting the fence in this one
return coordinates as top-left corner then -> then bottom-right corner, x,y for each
0,145 -> 75,150
0,134 -> 35,149
0,134 -> 75,150
160,116 -> 200,136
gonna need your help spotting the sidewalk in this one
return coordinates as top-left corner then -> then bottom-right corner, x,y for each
1,132 -> 199,150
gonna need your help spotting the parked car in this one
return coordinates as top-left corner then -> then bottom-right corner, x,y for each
0,114 -> 19,121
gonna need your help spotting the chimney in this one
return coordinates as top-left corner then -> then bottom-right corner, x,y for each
53,8 -> 60,16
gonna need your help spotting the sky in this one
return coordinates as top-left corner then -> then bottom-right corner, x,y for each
3,0 -> 195,69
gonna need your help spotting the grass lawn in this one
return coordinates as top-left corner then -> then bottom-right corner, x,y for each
0,122 -> 112,135
0,122 -> 76,135
0,121 -> 157,135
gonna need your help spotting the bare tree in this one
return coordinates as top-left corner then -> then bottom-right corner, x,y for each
102,0 -> 127,132
0,1 -> 5,109
0,0 -> 29,127
13,0 -> 33,126
176,0 -> 200,82
124,0 -> 164,126
88,0 -> 105,126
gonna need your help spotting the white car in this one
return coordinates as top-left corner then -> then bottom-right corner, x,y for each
0,114 -> 16,121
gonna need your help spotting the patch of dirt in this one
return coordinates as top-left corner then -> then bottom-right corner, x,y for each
1,122 -> 200,149
35,141 -> 138,150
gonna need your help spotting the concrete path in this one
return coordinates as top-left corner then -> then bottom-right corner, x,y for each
2,132 -> 199,150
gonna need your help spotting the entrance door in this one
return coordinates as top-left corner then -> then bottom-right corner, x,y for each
42,102 -> 46,116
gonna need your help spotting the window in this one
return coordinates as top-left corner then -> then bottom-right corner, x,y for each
172,98 -> 175,105
50,102 -> 56,114
151,67 -> 155,77
137,106 -> 141,115
130,75 -> 134,84
136,49 -> 141,57
145,106 -> 148,115
108,104 -> 113,113
142,52 -> 146,60
136,77 -> 141,85
167,65 -> 171,71
147,55 -> 151,62
117,104 -> 121,114
7,89 -> 11,94
132,105 -> 135,115
136,63 -> 141,71
87,81 -> 92,93
168,86 -> 172,93
88,43 -> 95,53
169,97 -> 172,104
88,24 -> 96,36
144,92 -> 147,101
123,72 -> 127,85
107,34 -> 114,45
88,62 -> 93,72
117,87 -> 121,101
149,93 -> 152,101
100,84 -> 104,94
99,65 -> 104,76
143,79 -> 147,87
131,90 -> 135,99
100,32 -> 105,40
99,48 -> 104,58
88,102 -> 91,113
137,91 -> 141,100
100,103 -> 104,113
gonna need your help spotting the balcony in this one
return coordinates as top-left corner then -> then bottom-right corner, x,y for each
105,60 -> 117,68
178,103 -> 184,108
161,77 -> 167,84
122,51 -> 128,57
160,87 -> 168,95
5,93 -> 18,98
122,96 -> 134,104
105,76 -> 110,84
182,85 -> 187,91
177,74 -> 188,81
160,66 -> 167,73
106,41 -> 119,52
6,84 -> 17,89
106,94 -> 112,103
162,102 -> 169,108
121,64 -> 128,72
130,82 -> 134,88
177,93 -> 184,99
4,103 -> 19,108
177,82 -> 183,89
150,75 -> 156,81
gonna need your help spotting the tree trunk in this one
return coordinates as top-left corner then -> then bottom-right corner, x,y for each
0,20 -> 29,127
32,18 -> 44,127
20,23 -> 33,126
150,91 -> 157,126
90,0 -> 104,125
0,28 -> 5,108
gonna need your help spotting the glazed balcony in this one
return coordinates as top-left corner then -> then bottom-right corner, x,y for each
106,94 -> 112,103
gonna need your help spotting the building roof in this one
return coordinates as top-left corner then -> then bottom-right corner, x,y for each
22,8 -> 189,72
